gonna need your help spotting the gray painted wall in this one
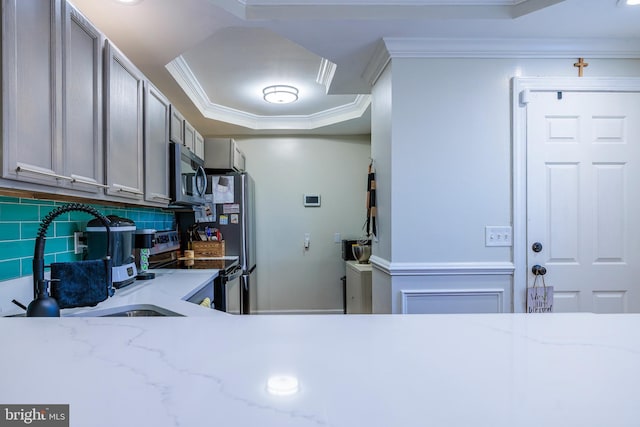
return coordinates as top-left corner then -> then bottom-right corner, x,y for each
235,135 -> 371,313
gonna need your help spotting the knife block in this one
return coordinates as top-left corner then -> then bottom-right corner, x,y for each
192,241 -> 225,257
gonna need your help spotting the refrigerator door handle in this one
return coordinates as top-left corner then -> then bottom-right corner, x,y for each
240,274 -> 250,315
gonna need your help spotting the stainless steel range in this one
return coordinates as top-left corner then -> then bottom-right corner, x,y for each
148,230 -> 242,314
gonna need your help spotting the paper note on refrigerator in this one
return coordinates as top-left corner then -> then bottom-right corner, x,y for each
212,175 -> 234,204
223,204 -> 240,214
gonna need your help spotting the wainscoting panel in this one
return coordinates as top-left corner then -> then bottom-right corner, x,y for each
370,257 -> 515,314
400,288 -> 504,314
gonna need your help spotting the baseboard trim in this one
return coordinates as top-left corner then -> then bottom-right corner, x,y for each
370,256 -> 514,276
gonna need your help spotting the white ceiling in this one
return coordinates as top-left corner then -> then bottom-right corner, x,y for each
69,0 -> 640,137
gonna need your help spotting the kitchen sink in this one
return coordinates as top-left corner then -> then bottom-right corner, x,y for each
99,308 -> 182,317
81,305 -> 184,317
4,304 -> 184,317
101,309 -> 166,317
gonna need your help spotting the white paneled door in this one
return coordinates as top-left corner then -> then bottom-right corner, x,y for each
527,91 -> 640,313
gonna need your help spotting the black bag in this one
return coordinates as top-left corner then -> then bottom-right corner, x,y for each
50,259 -> 113,309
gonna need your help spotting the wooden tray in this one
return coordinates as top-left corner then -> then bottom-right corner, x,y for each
191,241 -> 225,257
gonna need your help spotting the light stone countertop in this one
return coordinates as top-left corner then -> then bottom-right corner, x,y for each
1,309 -> 639,426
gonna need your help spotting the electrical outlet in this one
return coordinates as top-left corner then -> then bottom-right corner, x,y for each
74,231 -> 87,254
334,232 -> 341,243
485,226 -> 512,247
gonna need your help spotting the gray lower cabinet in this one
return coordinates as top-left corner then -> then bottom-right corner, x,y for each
143,82 -> 172,206
1,0 -> 104,194
104,40 -> 145,201
345,261 -> 372,314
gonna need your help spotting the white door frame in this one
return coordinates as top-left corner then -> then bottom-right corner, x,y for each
512,77 -> 640,312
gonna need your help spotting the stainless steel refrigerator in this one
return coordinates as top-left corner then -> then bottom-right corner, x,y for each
208,172 -> 256,314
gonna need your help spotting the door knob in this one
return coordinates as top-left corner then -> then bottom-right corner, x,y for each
532,242 -> 543,253
531,265 -> 547,276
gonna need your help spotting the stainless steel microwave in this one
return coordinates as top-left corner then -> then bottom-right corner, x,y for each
169,142 -> 207,205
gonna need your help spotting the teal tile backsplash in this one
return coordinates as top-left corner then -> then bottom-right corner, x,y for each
0,196 -> 175,281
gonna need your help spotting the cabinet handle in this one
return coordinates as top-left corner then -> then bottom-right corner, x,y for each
15,165 -> 73,181
150,193 -> 172,202
70,176 -> 109,188
112,184 -> 144,196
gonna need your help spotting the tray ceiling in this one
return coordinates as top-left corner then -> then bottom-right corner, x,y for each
69,0 -> 640,136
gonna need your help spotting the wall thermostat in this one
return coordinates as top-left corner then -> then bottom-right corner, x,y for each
303,194 -> 321,207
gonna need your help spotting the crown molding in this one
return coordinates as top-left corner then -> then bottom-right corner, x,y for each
362,39 -> 392,88
222,0 -> 564,20
166,55 -> 370,130
316,58 -> 337,94
363,37 -> 640,86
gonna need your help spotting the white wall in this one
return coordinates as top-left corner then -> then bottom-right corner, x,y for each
370,62 -> 393,311
234,135 -> 371,313
371,57 -> 640,313
390,58 -> 640,263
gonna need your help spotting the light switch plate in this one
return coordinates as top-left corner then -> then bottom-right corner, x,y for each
485,226 -> 512,247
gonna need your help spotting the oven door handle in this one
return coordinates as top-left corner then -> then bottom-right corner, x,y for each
225,268 -> 243,281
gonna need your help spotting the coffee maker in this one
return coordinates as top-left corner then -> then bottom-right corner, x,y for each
85,215 -> 137,288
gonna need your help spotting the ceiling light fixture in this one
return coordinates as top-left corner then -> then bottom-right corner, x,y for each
266,375 -> 300,396
114,0 -> 143,5
263,85 -> 299,104
618,0 -> 640,5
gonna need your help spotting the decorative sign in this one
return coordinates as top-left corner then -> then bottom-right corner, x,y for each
527,285 -> 554,313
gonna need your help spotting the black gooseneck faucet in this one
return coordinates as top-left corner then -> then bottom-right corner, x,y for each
27,203 -> 111,317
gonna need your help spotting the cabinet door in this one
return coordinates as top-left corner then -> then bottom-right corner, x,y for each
184,120 -> 196,152
232,141 -> 246,172
345,261 -> 373,314
104,40 -> 144,200
143,82 -> 172,206
169,105 -> 184,145
62,2 -> 105,194
194,131 -> 205,160
2,0 -> 63,185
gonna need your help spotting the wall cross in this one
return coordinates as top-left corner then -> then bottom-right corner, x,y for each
573,58 -> 589,77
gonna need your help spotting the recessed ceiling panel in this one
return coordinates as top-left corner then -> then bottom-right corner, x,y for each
179,27 -> 360,116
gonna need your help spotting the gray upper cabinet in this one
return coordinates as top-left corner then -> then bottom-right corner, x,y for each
1,0 -> 176,206
169,105 -> 185,145
204,138 -> 246,172
143,82 -> 171,206
194,130 -> 205,160
2,0 -> 63,186
184,120 -> 196,152
62,1 -> 105,193
1,0 -> 105,194
104,40 -> 145,201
